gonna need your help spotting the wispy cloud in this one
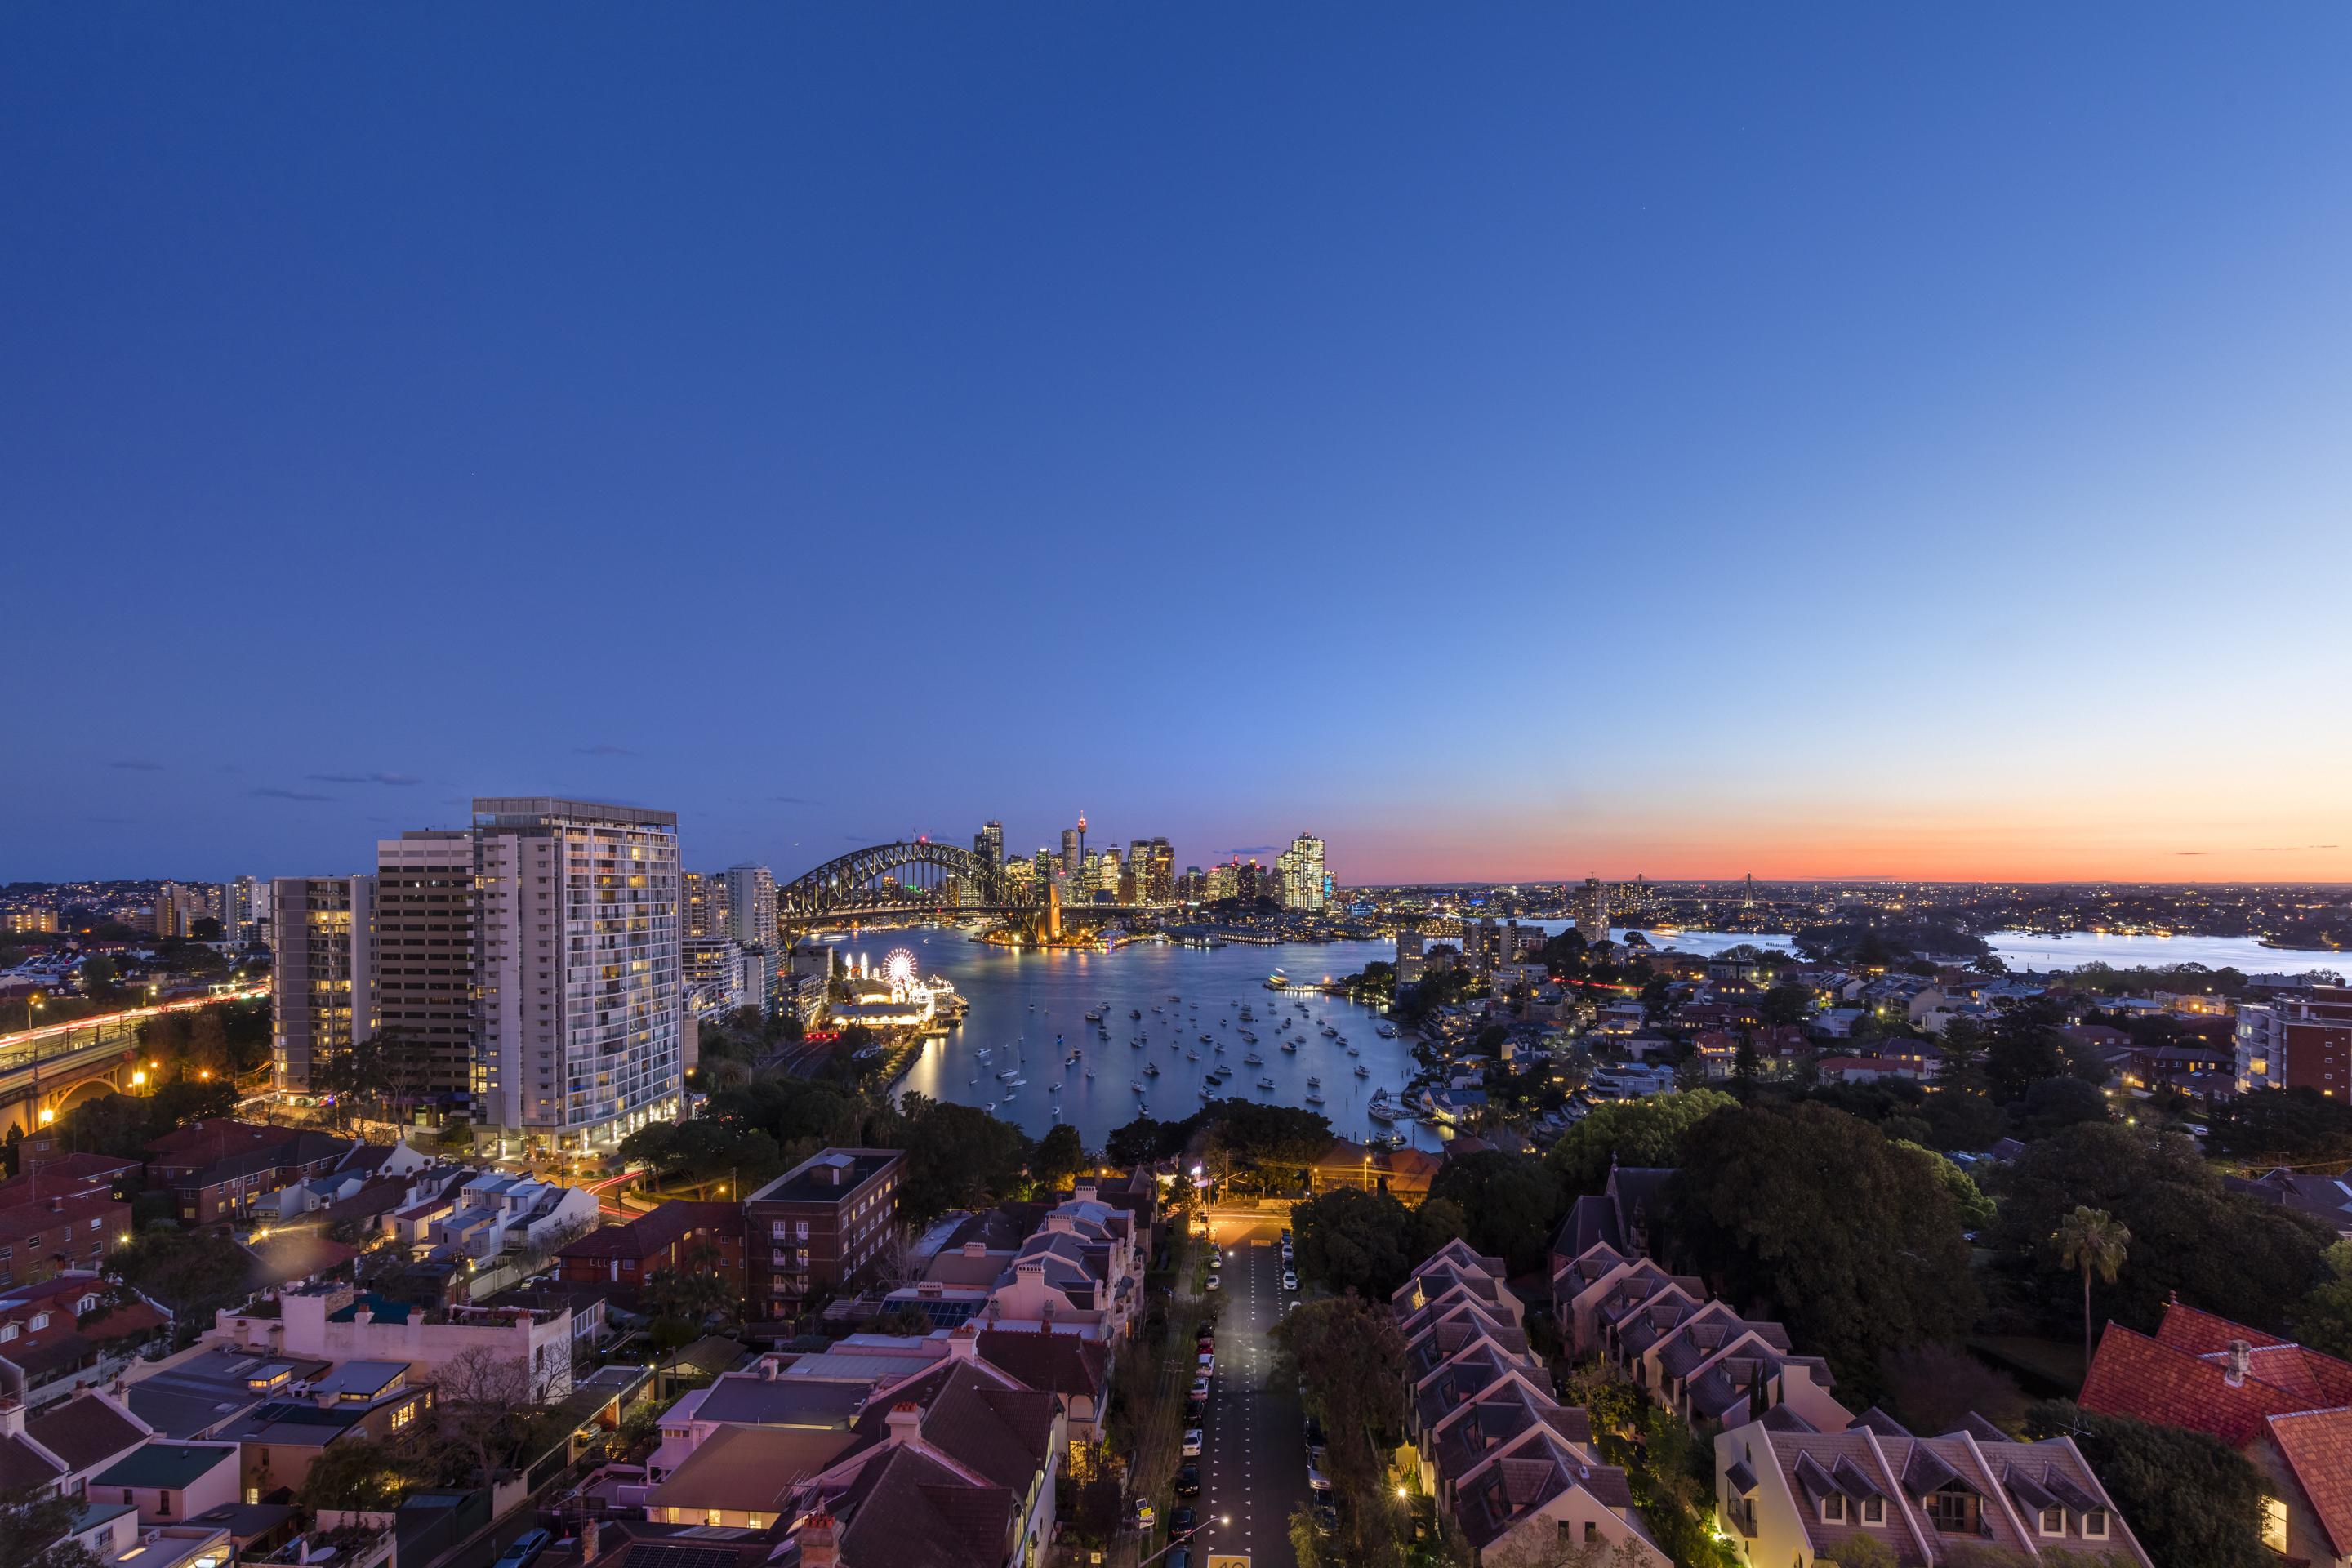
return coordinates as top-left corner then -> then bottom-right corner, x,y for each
252,787 -> 336,802
2252,844 -> 2338,852
307,771 -> 422,786
106,760 -> 164,772
2174,850 -> 2207,857
575,743 -> 635,757
1226,844 -> 1279,856
771,795 -> 824,805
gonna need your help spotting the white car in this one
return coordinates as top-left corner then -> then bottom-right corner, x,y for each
1205,1274 -> 1220,1291
1198,1353 -> 1214,1373
1282,1271 -> 1298,1291
1183,1428 -> 1203,1456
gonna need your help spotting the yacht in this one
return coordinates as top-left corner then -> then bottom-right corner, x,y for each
1367,1098 -> 1397,1123
1244,1052 -> 1264,1065
1307,1076 -> 1322,1087
1085,1009 -> 1104,1022
1049,1081 -> 1062,1094
1005,1076 -> 1027,1088
1376,1022 -> 1399,1038
1321,1025 -> 1337,1037
1214,1042 -> 1227,1054
1256,1076 -> 1276,1090
1186,1050 -> 1200,1062
1133,1080 -> 1148,1094
1281,1040 -> 1298,1053
1305,1090 -> 1325,1105
1353,1064 -> 1370,1077
1145,1062 -> 1160,1076
997,1068 -> 1021,1081
1199,1033 -> 1213,1044
1085,1068 -> 1096,1079
1131,1009 -> 1143,1020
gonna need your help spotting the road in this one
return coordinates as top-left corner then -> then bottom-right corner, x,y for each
1194,1215 -> 1311,1568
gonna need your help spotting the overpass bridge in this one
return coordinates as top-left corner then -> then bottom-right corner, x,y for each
0,987 -> 268,1137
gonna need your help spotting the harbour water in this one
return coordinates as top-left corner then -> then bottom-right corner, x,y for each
866,922 -> 2347,1150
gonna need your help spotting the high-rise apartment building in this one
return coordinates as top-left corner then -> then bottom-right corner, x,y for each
1060,827 -> 1083,879
225,875 -> 264,947
974,821 -> 1004,870
270,875 -> 377,1093
375,831 -> 479,1114
721,863 -> 776,950
2235,987 -> 2352,1098
473,798 -> 684,1152
682,872 -> 728,941
1276,834 -> 1327,911
1577,876 -> 1612,946
152,883 -> 190,939
1205,863 -> 1237,902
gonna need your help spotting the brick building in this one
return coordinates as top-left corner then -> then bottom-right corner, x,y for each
743,1149 -> 904,1315
558,1200 -> 747,1299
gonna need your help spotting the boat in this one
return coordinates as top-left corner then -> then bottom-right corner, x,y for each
1354,1063 -> 1370,1076
1131,1009 -> 1143,1020
1367,1098 -> 1397,1123
1145,1063 -> 1160,1076
1085,1069 -> 1095,1079
1321,1025 -> 1336,1037
1307,1076 -> 1321,1087
1376,1022 -> 1398,1038
1199,1033 -> 1212,1043
1200,1086 -> 1214,1099
1281,1041 -> 1298,1053
1085,1009 -> 1103,1022
1244,1053 -> 1264,1065
1049,1081 -> 1062,1094
1186,1050 -> 1200,1062
1348,1047 -> 1360,1057
1214,1042 -> 1226,1054
1305,1091 -> 1325,1105
1133,1081 -> 1147,1094
1005,1076 -> 1027,1088
997,1069 -> 1020,1081
1257,1076 -> 1276,1089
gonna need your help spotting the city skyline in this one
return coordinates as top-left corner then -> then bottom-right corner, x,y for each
7,8 -> 2351,887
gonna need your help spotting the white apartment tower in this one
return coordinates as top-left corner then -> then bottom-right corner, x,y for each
473,798 -> 684,1152
722,862 -> 777,951
270,875 -> 377,1092
1277,833 -> 1327,911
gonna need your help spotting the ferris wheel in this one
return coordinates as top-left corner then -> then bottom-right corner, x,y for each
884,947 -> 920,992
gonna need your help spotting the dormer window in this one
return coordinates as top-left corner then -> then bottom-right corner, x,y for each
2082,1508 -> 2109,1539
1861,1497 -> 1884,1526
29,1312 -> 47,1331
1820,1495 -> 1848,1524
2040,1506 -> 2065,1536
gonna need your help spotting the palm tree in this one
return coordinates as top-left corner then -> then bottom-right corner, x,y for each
2055,1205 -> 2130,1370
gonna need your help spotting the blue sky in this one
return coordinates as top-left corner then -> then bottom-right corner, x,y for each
5,6 -> 2350,885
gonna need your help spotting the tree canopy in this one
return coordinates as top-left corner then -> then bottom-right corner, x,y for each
1987,1122 -> 2330,1339
1424,1152 -> 1564,1275
1545,1089 -> 1735,1196
1664,1102 -> 1979,1393
2203,1087 -> 2352,1164
2023,1401 -> 2268,1568
1290,1187 -> 1464,1299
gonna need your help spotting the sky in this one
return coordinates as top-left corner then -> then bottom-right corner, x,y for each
4,6 -> 2350,888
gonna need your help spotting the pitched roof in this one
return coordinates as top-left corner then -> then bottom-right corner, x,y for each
829,1444 -> 1013,1568
974,1327 -> 1110,1403
2268,1408 -> 2352,1558
559,1200 -> 742,1262
2080,1310 -> 2352,1448
27,1392 -> 148,1471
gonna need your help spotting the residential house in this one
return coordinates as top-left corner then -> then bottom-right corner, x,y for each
213,1359 -> 432,1499
2079,1299 -> 2352,1566
0,1272 -> 168,1407
2225,1167 -> 2352,1238
198,1281 -> 574,1398
0,1389 -> 149,1499
88,1441 -> 240,1525
425,1172 -> 599,1262
1307,1139 -> 1441,1206
1715,1405 -> 2154,1566
0,1191 -> 127,1287
975,1326 -> 1112,1443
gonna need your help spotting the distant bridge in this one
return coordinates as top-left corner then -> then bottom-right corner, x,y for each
777,840 -> 1174,927
0,987 -> 269,1136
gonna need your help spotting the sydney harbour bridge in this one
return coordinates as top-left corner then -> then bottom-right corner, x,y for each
775,839 -> 1172,927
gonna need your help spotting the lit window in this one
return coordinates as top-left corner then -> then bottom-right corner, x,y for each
2262,1495 -> 2289,1552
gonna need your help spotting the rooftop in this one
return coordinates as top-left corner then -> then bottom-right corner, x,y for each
746,1147 -> 902,1205
94,1441 -> 238,1490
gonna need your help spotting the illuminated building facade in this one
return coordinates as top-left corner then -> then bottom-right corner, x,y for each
474,797 -> 684,1152
375,831 -> 479,1112
270,874 -> 377,1092
1277,833 -> 1327,911
722,862 -> 776,950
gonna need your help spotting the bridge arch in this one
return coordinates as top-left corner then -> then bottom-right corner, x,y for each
777,840 -> 1036,921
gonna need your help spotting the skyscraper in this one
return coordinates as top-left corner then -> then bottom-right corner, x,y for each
1061,827 -> 1082,878
974,820 -> 1004,870
375,831 -> 479,1114
683,872 -> 728,941
270,874 -> 376,1093
225,875 -> 264,947
1276,833 -> 1327,911
473,797 -> 684,1153
722,862 -> 777,950
152,882 -> 189,939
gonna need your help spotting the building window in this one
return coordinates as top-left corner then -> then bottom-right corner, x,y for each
2040,1506 -> 2064,1536
1927,1490 -> 1980,1534
1821,1496 -> 1847,1524
1861,1497 -> 1884,1526
2262,1494 -> 2289,1552
2082,1508 -> 2108,1540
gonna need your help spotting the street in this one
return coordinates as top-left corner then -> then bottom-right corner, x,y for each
1193,1214 -> 1311,1568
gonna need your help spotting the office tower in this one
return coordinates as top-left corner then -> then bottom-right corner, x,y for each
974,820 -> 1004,870
375,831 -> 479,1113
270,875 -> 377,1093
473,797 -> 683,1152
1033,848 -> 1055,884
1060,827 -> 1082,878
722,863 -> 777,950
225,875 -> 263,946
1003,856 -> 1036,892
1579,876 -> 1612,945
1234,859 -> 1261,902
1131,836 -> 1174,902
1205,863 -> 1237,902
1276,833 -> 1327,911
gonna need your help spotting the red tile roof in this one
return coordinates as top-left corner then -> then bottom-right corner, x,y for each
2150,1300 -> 2292,1357
2270,1408 -> 2352,1559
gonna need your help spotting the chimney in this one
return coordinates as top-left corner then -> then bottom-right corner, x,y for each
799,1512 -> 839,1568
1074,1182 -> 1097,1204
0,1400 -> 23,1437
947,1325 -> 978,1361
2227,1339 -> 2251,1387
884,1401 -> 921,1445
963,1241 -> 987,1258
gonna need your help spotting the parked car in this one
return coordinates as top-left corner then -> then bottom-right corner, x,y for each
1183,1428 -> 1203,1456
1176,1462 -> 1201,1497
1169,1550 -> 1192,1568
1197,1353 -> 1214,1373
493,1530 -> 551,1568
1170,1506 -> 1197,1538
1205,1274 -> 1220,1290
1190,1374 -> 1210,1400
1282,1271 -> 1298,1290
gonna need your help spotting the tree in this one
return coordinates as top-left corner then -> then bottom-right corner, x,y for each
1891,1141 -> 1995,1231
1290,1187 -> 1415,1298
1759,983 -> 1812,1030
0,1480 -> 106,1568
1424,1152 -> 1563,1275
2014,1075 -> 2110,1138
1105,1114 -> 1169,1169
1985,1003 -> 2071,1102
1274,1296 -> 1408,1566
54,1092 -> 155,1160
431,1346 -> 550,1486
108,1228 -> 256,1321
2054,1205 -> 2131,1368
641,1241 -> 740,1325
1666,1102 -> 1979,1394
79,956 -> 118,1004
2024,1401 -> 2268,1568
894,1095 -> 1032,1222
1544,1089 -> 1735,1196
2204,1087 -> 2352,1164
1987,1124 -> 2329,1340
298,1434 -> 412,1512
2293,1240 -> 2352,1359
1030,1123 -> 1088,1192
